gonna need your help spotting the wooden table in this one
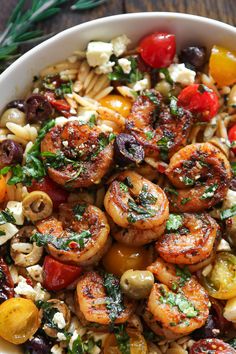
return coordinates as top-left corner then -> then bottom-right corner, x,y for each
0,0 -> 235,51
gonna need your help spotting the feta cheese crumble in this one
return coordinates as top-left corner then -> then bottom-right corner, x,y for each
111,34 -> 131,57
86,42 -> 113,67
118,58 -> 132,74
53,312 -> 66,329
168,63 -> 196,86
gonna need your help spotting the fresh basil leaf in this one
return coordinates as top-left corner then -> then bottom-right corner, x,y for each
0,210 -> 16,225
108,57 -> 143,84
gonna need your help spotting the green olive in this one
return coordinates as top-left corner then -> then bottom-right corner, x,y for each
0,108 -> 26,128
120,269 -> 154,300
22,191 -> 53,222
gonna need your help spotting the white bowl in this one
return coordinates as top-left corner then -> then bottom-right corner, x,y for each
0,11 -> 235,353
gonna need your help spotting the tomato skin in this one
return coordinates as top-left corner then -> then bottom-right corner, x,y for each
0,257 -> 14,303
42,256 -> 82,291
178,84 -> 219,121
209,45 -> 236,87
228,125 -> 236,154
28,176 -> 68,208
100,95 -> 132,118
139,32 -> 176,68
190,338 -> 236,354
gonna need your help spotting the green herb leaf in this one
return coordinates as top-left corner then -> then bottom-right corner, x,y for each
145,131 -> 155,140
0,166 -> 11,175
127,199 -> 156,223
108,57 -> 143,84
175,266 -> 191,287
71,0 -> 107,10
88,114 -> 97,127
164,187 -> 179,196
182,176 -> 194,186
166,214 -> 183,231
169,96 -> 184,116
114,325 -> 130,354
138,184 -> 157,206
181,197 -> 191,205
200,183 -> 218,200
73,204 -> 87,221
231,162 -> 236,176
158,68 -> 173,85
157,136 -> 171,161
143,90 -> 160,105
55,81 -> 73,97
198,84 -> 212,93
103,273 -> 125,323
220,205 -> 236,220
119,182 -> 129,193
0,210 -> 16,225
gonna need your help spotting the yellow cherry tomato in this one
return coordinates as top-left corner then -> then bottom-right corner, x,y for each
209,45 -> 236,87
103,242 -> 152,277
0,176 -> 7,203
104,329 -> 147,354
202,252 -> 236,299
100,95 -> 132,118
0,298 -> 40,344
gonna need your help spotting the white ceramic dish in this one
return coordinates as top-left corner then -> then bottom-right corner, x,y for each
0,11 -> 235,353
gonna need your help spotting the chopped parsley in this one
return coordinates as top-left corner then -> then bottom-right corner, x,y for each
7,120 -> 55,186
36,301 -> 59,329
220,205 -> 236,220
73,204 -> 87,221
181,197 -> 191,205
31,230 -> 91,250
55,81 -> 73,98
157,136 -> 171,161
145,130 -> 155,140
227,338 -> 236,350
103,273 -> 125,323
88,114 -> 97,128
114,326 -> 130,354
143,90 -> 160,105
159,287 -> 198,318
42,151 -> 80,170
175,266 -> 191,287
127,199 -> 156,223
119,182 -> 129,193
231,162 -> 236,176
200,183 -> 218,200
164,187 -> 179,196
108,57 -> 143,84
169,96 -> 184,116
182,176 -> 194,186
166,214 -> 183,231
67,335 -> 98,354
158,68 -> 174,85
0,210 -> 16,225
138,184 -> 157,206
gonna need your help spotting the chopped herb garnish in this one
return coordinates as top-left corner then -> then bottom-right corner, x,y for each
157,136 -> 171,161
31,230 -> 91,250
200,183 -> 218,200
198,84 -> 212,93
73,204 -> 87,221
119,182 -> 129,193
165,187 -> 179,196
114,326 -> 130,354
158,68 -> 174,85
42,151 -> 80,170
36,301 -> 59,330
182,176 -> 194,186
227,338 -> 236,350
181,197 -> 191,205
127,199 -> 156,223
108,57 -> 143,84
55,81 -> 73,97
88,114 -> 97,127
220,205 -> 236,220
166,214 -> 183,231
67,333 -> 98,354
103,272 -> 125,323
0,166 -> 11,176
175,266 -> 191,287
109,132 -> 116,142
0,210 -> 16,225
143,90 -> 160,105
231,162 -> 236,176
145,130 -> 155,140
169,96 -> 184,116
138,184 -> 157,206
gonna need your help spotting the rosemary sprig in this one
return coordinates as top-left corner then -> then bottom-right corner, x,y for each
71,0 -> 107,10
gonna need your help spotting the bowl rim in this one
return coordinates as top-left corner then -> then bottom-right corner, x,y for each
1,11 -> 236,81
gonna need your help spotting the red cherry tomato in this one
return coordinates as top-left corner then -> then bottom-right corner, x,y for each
178,84 -> 219,122
42,256 -> 82,291
28,176 -> 68,209
0,257 -> 14,303
44,92 -> 71,117
139,32 -> 176,68
228,124 -> 236,154
190,338 -> 236,354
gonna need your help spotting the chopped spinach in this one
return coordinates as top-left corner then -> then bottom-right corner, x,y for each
73,204 -> 87,221
31,230 -> 91,250
114,325 -> 130,354
108,57 -> 143,84
220,205 -> 236,220
200,183 -> 218,200
0,210 -> 16,225
166,214 -> 183,231
7,120 -> 55,186
103,272 -> 125,323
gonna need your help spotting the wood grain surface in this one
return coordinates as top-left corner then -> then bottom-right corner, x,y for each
0,0 -> 235,50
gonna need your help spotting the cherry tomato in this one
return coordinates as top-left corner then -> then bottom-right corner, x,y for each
104,329 -> 147,354
178,84 -> 219,121
190,338 -> 236,354
201,252 -> 236,300
0,257 -> 14,303
100,95 -> 132,118
209,45 -> 236,87
102,243 -> 152,277
228,124 -> 236,154
28,176 -> 68,208
0,298 -> 39,344
139,32 -> 176,68
42,255 -> 82,291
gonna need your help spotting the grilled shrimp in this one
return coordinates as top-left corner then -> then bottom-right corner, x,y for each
41,121 -> 113,188
104,171 -> 169,232
165,143 -> 232,212
126,90 -> 192,159
36,202 -> 111,266
146,258 -> 209,335
156,213 -> 220,264
75,271 -> 134,325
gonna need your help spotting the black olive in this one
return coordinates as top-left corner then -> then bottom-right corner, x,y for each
0,139 -> 23,167
114,133 -> 144,165
6,99 -> 26,112
179,46 -> 207,69
24,335 -> 53,354
230,177 -> 236,191
192,314 -> 220,340
26,94 -> 52,123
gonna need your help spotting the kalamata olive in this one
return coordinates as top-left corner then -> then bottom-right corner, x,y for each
192,314 -> 220,340
6,99 -> 25,112
26,94 -> 52,123
114,133 -> 145,165
0,139 -> 23,167
0,257 -> 14,304
179,46 -> 207,69
24,334 -> 53,354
